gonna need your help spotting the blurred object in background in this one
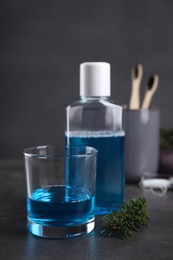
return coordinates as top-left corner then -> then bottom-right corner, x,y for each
159,128 -> 173,175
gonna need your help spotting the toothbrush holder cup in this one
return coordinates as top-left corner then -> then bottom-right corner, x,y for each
124,107 -> 160,182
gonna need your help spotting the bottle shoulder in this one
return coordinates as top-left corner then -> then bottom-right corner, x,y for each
66,99 -> 122,111
66,98 -> 123,132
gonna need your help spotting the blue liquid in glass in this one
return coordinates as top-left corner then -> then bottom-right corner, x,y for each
66,131 -> 125,215
27,185 -> 95,226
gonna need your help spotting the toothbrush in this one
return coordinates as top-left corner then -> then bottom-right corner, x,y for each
129,64 -> 143,109
141,74 -> 159,109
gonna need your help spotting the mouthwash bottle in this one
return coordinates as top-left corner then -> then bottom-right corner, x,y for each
66,62 -> 125,215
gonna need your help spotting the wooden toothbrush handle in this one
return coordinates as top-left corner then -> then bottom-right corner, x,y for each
141,92 -> 153,109
129,82 -> 140,109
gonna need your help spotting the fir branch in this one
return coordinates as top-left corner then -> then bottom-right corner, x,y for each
101,197 -> 149,239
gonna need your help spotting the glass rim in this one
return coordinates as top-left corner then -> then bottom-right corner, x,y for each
23,145 -> 98,158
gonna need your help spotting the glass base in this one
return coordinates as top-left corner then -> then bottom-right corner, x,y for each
28,218 -> 95,238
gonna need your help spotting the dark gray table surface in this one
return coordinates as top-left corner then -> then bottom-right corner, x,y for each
0,160 -> 173,260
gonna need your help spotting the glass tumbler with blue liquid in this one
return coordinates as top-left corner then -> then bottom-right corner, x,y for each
24,145 -> 97,238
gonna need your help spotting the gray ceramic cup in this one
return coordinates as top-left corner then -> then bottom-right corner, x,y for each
124,107 -> 160,182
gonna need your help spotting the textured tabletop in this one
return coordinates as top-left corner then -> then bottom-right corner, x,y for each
0,161 -> 172,260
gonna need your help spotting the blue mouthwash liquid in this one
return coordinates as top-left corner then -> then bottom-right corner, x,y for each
27,185 -> 95,226
66,131 -> 125,215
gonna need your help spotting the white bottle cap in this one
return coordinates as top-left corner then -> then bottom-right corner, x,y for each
80,62 -> 111,97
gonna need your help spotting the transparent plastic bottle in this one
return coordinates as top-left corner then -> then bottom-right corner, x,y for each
65,62 -> 125,215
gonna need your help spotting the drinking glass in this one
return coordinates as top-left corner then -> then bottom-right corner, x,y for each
24,145 -> 97,238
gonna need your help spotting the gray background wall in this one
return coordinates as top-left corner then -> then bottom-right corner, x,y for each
1,0 -> 173,158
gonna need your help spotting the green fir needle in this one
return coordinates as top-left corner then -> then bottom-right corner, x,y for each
101,197 -> 149,239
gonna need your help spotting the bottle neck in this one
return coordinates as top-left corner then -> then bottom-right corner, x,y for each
80,96 -> 110,101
